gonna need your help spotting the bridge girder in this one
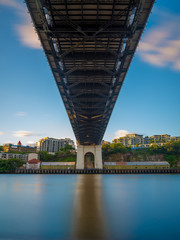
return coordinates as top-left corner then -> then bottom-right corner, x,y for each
25,0 -> 155,145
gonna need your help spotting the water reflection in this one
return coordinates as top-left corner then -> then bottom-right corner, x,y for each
0,175 -> 77,240
12,175 -> 46,194
73,175 -> 108,239
1,175 -> 180,240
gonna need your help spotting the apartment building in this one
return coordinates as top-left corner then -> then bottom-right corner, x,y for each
113,134 -> 180,148
113,134 -> 143,148
36,137 -> 75,153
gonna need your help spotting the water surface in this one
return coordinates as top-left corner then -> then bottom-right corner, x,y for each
0,174 -> 180,240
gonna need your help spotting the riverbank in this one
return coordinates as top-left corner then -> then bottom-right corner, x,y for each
12,168 -> 180,174
102,142 -> 180,167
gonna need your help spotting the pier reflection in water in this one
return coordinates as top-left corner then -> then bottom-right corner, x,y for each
73,175 -> 108,239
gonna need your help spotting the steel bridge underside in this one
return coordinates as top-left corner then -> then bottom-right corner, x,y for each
26,0 -> 154,145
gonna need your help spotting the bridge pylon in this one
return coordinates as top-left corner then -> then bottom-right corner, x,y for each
76,145 -> 102,169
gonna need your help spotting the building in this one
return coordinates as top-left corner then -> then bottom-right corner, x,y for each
64,138 -> 75,149
102,140 -> 111,145
0,152 -> 28,161
36,137 -> 75,153
26,161 -> 75,170
143,136 -> 151,147
113,134 -> 180,148
26,159 -> 41,169
104,162 -> 170,169
150,134 -> 171,144
0,152 -> 38,162
41,162 -> 75,169
28,153 -> 39,161
170,136 -> 180,142
113,134 -> 143,148
3,141 -> 36,153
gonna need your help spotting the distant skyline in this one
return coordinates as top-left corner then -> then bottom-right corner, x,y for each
0,0 -> 180,145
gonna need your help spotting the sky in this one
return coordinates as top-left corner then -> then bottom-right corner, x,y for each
0,0 -> 180,146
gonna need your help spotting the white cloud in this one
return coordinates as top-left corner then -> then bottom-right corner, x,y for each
138,10 -> 180,71
27,141 -> 35,144
13,131 -> 34,137
0,0 -> 23,10
16,22 -> 41,49
114,130 -> 131,138
15,112 -> 27,117
0,0 -> 41,49
27,141 -> 36,147
0,132 -> 4,136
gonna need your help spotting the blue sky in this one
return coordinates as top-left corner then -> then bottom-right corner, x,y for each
0,0 -> 180,145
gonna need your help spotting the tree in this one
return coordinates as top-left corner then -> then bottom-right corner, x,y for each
0,146 -> 3,151
0,159 -> 24,173
39,151 -> 54,162
102,142 -> 131,160
60,144 -> 74,153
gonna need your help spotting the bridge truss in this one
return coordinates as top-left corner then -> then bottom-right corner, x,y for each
25,0 -> 154,145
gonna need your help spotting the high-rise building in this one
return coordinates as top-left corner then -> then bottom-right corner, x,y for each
36,137 -> 75,153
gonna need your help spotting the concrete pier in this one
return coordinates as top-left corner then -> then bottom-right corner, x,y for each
76,145 -> 103,169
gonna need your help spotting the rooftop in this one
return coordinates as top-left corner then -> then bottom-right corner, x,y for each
27,159 -> 41,164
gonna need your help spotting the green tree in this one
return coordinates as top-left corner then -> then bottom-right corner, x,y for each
164,155 -> 177,167
0,159 -> 24,173
39,151 -> 55,162
102,143 -> 131,160
60,144 -> 74,153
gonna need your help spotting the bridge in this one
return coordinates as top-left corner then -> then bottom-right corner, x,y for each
25,0 -> 154,168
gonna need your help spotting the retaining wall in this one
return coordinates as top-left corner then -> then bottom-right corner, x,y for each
14,168 -> 180,174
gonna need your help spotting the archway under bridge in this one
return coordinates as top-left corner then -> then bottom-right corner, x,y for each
84,152 -> 95,169
76,145 -> 102,169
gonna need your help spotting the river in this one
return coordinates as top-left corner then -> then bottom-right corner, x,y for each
0,174 -> 180,240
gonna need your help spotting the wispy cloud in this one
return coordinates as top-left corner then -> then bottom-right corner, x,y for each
27,141 -> 36,147
114,130 -> 131,138
13,131 -> 35,137
138,10 -> 180,71
13,131 -> 43,137
27,141 -> 36,144
0,131 -> 4,136
0,0 -> 23,10
16,21 -> 41,49
15,112 -> 27,117
0,0 -> 41,49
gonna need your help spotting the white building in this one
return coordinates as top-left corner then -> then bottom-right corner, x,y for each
26,159 -> 41,169
0,152 -> 38,162
0,152 -> 28,161
41,162 -> 75,169
113,134 -> 143,148
36,137 -> 75,153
